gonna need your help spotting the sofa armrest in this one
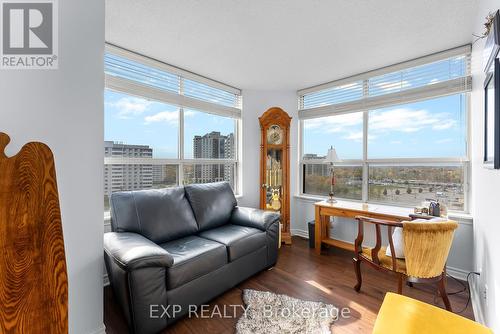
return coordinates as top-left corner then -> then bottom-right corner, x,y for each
230,206 -> 280,231
104,232 -> 174,271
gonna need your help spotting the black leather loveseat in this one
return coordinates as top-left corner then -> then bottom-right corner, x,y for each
104,182 -> 280,333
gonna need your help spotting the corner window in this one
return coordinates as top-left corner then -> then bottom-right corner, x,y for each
299,47 -> 470,212
104,46 -> 242,215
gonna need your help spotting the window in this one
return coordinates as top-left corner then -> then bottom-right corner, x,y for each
303,165 -> 363,200
104,45 -> 242,214
368,165 -> 464,211
299,45 -> 471,212
368,95 -> 467,159
302,112 -> 363,160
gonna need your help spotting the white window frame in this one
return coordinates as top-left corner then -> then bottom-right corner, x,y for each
298,45 -> 471,214
104,44 -> 243,210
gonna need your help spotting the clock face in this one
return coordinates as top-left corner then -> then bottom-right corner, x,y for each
267,125 -> 283,145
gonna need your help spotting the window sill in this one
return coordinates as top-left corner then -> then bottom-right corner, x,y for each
293,194 -> 473,224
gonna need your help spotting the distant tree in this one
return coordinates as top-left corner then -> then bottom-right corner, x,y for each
406,187 -> 412,194
418,188 -> 423,193
395,189 -> 400,195
383,188 -> 388,196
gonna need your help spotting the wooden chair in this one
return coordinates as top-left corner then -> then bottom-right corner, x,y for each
352,216 -> 458,311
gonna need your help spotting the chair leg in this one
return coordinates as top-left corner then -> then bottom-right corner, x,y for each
397,274 -> 404,294
438,274 -> 452,312
353,258 -> 362,292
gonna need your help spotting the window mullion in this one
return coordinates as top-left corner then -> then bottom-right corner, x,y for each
362,109 -> 369,203
179,76 -> 185,185
362,79 -> 369,203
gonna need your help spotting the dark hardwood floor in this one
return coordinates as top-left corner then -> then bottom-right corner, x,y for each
104,237 -> 474,334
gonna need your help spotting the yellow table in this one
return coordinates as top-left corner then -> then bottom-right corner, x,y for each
373,292 -> 492,334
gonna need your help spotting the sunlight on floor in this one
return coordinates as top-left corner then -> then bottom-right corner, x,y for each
306,280 -> 332,295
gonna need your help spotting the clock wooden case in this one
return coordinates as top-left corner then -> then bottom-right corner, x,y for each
259,107 -> 292,245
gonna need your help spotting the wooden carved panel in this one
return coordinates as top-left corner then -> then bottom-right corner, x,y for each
0,133 -> 68,333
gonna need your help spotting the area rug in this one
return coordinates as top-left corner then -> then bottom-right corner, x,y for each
236,289 -> 337,334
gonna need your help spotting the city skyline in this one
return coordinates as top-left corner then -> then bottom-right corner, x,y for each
103,130 -> 235,204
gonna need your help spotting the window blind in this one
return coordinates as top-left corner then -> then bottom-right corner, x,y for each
105,44 -> 242,118
183,78 -> 241,108
298,45 -> 471,120
105,53 -> 180,93
302,81 -> 363,109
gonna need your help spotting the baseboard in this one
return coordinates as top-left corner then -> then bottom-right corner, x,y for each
470,275 -> 486,325
291,229 -> 470,281
445,266 -> 469,281
291,228 -> 309,239
88,324 -> 106,334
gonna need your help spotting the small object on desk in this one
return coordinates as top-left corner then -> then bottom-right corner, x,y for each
429,199 -> 440,217
440,202 -> 448,216
409,213 -> 438,220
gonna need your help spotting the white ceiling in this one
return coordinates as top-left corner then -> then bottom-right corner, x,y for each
106,0 -> 476,91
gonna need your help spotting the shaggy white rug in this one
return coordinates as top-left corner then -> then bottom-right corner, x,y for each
236,289 -> 336,334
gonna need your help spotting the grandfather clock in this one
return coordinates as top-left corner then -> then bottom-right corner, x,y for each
259,107 -> 292,245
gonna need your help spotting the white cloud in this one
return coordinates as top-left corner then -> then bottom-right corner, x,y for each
433,120 -> 456,130
184,110 -> 196,117
144,111 -> 179,125
343,131 -> 363,141
369,108 -> 456,134
109,97 -> 152,119
304,113 -> 363,133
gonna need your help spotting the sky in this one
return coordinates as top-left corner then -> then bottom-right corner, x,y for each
104,90 -> 235,159
105,55 -> 467,161
303,94 -> 466,160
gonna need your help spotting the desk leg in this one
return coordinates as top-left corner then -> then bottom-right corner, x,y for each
315,206 -> 322,255
323,214 -> 330,240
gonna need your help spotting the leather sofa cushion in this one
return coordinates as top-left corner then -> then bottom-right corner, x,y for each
110,187 -> 198,244
160,236 -> 227,289
198,225 -> 266,262
184,182 -> 237,232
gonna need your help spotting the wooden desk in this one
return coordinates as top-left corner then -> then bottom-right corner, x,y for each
314,200 -> 414,255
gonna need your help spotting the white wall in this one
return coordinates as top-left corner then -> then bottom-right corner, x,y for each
0,0 -> 105,333
470,0 -> 500,330
238,90 -> 298,210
